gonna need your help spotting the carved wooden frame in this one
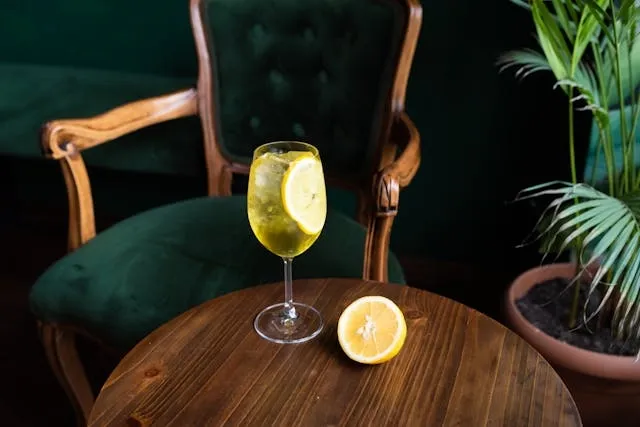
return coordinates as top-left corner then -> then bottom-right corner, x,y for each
37,0 -> 422,424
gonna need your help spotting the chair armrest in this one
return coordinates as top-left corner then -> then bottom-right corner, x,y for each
385,111 -> 421,187
374,112 -> 421,215
41,88 -> 198,250
42,88 -> 198,159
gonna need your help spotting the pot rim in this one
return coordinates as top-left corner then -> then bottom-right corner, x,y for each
505,262 -> 640,381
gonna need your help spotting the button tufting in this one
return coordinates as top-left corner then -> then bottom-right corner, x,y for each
250,117 -> 261,129
292,123 -> 305,137
250,23 -> 266,37
269,70 -> 285,85
303,28 -> 315,42
318,70 -> 328,83
249,24 -> 269,56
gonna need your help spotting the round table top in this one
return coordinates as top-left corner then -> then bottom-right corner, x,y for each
88,279 -> 582,427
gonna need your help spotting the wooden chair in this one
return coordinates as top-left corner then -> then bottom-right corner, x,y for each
31,0 -> 422,424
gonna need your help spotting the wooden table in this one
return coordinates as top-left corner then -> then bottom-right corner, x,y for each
88,279 -> 582,426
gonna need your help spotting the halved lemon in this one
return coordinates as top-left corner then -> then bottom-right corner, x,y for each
337,296 -> 407,364
281,153 -> 327,235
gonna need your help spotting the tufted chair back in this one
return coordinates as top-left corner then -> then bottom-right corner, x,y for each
190,0 -> 420,197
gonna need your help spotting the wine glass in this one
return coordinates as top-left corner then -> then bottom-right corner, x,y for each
247,141 -> 327,343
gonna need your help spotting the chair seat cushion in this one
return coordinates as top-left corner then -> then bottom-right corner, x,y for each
30,195 -> 405,350
0,63 -> 203,176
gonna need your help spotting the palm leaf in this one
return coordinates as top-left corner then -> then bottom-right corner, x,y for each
608,25 -> 640,106
509,0 -> 533,11
576,0 -> 613,54
532,0 -> 573,81
551,0 -> 579,41
511,0 -> 585,32
521,183 -> 640,342
497,49 -> 555,78
554,69 -> 611,128
604,23 -> 640,107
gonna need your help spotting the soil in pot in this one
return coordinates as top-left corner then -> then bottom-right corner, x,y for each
516,277 -> 640,356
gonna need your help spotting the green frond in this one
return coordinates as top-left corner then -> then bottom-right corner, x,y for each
524,183 -> 640,342
603,29 -> 640,107
576,0 -> 613,54
496,49 -> 554,79
550,0 -> 579,41
509,0 -> 532,11
510,0 -> 581,31
532,0 -> 572,81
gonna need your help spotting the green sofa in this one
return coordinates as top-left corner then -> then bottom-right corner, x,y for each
0,2 -> 213,225
1,1 -> 368,232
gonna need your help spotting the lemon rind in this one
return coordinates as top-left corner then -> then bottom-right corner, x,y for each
337,296 -> 407,365
281,156 -> 326,235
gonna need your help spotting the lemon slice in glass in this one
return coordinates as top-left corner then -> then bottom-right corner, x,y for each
281,153 -> 327,235
337,296 -> 407,364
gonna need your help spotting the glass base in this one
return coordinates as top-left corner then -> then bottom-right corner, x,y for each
254,302 -> 323,344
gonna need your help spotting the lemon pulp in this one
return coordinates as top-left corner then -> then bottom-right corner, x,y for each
281,154 -> 327,235
337,296 -> 407,364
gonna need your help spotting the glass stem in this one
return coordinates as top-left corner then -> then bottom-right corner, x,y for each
283,257 -> 297,320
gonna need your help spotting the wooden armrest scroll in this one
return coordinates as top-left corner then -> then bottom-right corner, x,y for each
375,112 -> 421,216
42,88 -> 198,159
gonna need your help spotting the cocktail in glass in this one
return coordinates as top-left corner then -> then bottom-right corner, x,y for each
247,141 -> 327,344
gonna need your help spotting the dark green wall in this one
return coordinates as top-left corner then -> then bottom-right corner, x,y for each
391,0 -> 591,269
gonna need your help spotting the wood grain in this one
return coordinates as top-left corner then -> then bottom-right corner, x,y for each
88,279 -> 581,427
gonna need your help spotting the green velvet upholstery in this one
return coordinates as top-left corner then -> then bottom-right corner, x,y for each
0,2 -> 196,76
204,0 -> 406,175
30,195 -> 405,350
0,63 -> 203,176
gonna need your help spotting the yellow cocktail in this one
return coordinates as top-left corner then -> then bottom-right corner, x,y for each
248,151 -> 325,257
248,141 -> 327,343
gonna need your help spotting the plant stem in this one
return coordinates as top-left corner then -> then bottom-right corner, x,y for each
568,91 -> 578,185
567,86 -> 582,329
628,29 -> 640,190
627,23 -> 638,190
591,41 -> 616,194
568,263 -> 582,329
589,141 -> 602,186
611,8 -> 630,193
630,104 -> 640,188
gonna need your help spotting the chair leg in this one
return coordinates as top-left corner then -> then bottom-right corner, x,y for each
38,322 -> 94,427
364,215 -> 394,283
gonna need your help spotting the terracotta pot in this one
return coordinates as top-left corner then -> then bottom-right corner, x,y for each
504,262 -> 640,427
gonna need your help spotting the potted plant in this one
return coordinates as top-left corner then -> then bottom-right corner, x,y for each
498,1 -> 640,426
